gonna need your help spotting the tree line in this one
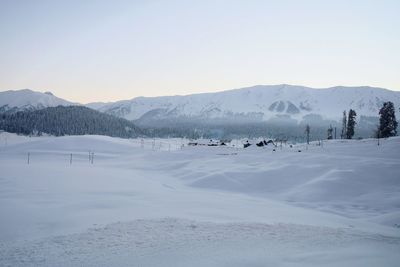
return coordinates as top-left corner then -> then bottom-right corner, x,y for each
0,102 -> 397,141
0,105 -> 143,138
307,101 -> 398,141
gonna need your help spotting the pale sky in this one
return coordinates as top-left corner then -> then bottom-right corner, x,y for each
0,0 -> 399,103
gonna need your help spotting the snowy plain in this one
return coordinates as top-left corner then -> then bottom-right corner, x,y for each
0,132 -> 399,266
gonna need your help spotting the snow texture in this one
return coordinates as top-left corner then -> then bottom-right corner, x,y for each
0,132 -> 399,266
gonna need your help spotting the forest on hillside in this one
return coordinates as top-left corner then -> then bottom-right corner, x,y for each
0,106 -> 142,138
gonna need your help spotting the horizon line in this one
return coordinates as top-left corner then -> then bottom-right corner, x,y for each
1,83 -> 398,104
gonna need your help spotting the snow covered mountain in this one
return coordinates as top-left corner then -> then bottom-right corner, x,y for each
89,85 -> 400,123
0,89 -> 76,113
2,85 -> 399,132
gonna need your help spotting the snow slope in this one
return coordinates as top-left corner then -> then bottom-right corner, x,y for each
0,133 -> 399,266
89,85 -> 400,122
0,89 -> 75,112
3,85 -> 399,124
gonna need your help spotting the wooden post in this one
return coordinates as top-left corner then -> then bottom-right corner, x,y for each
377,132 -> 380,146
70,153 -> 72,165
27,152 -> 30,164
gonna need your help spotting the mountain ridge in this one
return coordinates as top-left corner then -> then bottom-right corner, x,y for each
87,85 -> 400,123
1,85 -> 399,124
0,89 -> 76,113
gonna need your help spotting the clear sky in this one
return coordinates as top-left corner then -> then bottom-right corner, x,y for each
0,0 -> 399,103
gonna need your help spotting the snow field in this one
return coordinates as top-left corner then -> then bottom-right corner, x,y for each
1,218 -> 399,267
0,133 -> 399,266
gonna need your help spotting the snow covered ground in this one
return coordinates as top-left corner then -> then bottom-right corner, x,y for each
0,132 -> 399,266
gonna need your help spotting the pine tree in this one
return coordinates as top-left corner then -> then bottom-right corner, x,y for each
378,101 -> 398,138
341,110 -> 347,139
346,109 -> 357,139
327,125 -> 333,139
305,124 -> 310,144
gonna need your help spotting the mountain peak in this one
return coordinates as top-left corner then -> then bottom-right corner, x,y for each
0,89 -> 76,112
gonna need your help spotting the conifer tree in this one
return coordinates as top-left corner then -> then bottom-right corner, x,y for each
378,101 -> 398,138
346,109 -> 357,139
341,110 -> 347,139
327,125 -> 333,139
305,124 -> 310,144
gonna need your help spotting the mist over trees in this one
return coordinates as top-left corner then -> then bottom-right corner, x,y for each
134,109 -> 390,142
140,120 -> 343,142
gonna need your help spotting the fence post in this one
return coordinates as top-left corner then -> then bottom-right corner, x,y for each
27,152 -> 30,164
377,132 -> 380,146
70,153 -> 72,165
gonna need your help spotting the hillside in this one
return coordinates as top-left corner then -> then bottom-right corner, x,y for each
0,106 -> 142,138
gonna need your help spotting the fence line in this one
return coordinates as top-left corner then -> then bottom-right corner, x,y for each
0,137 -> 336,165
